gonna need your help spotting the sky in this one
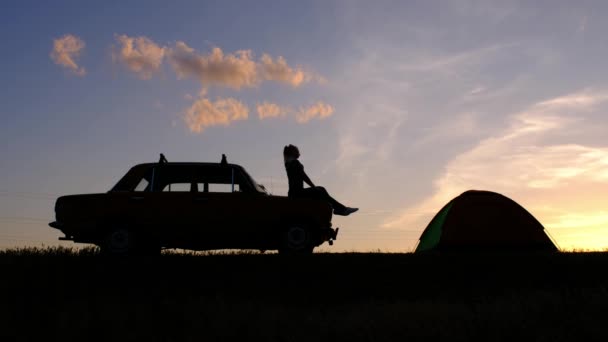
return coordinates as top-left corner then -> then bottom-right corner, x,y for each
1,0 -> 607,251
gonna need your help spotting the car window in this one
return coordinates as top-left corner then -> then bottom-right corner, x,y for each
154,165 -> 194,193
208,183 -> 240,193
162,183 -> 192,192
134,178 -> 149,192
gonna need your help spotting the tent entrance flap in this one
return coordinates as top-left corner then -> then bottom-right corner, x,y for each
416,202 -> 453,252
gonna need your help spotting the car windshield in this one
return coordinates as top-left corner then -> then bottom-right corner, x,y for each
110,165 -> 153,192
240,168 -> 268,194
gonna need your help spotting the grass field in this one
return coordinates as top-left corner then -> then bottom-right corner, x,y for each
1,247 -> 607,341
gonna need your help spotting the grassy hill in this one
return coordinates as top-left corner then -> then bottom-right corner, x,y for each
1,248 -> 607,341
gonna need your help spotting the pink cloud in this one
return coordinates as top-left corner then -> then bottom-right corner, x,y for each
168,42 -> 320,89
50,34 -> 86,76
112,34 -> 166,80
296,102 -> 334,123
184,94 -> 249,133
169,42 -> 258,89
256,102 -> 290,119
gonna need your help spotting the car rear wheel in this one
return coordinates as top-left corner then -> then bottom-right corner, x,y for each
279,224 -> 314,255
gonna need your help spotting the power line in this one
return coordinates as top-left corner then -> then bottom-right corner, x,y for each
0,216 -> 49,222
0,190 -> 58,196
0,191 -> 58,201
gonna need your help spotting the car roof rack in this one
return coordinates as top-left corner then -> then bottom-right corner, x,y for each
157,153 -> 229,165
159,153 -> 168,164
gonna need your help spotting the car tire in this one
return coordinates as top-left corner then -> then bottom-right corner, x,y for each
279,224 -> 314,255
100,227 -> 134,256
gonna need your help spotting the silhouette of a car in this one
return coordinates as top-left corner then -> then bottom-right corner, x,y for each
49,155 -> 338,255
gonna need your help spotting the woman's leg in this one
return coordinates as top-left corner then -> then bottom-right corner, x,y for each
300,186 -> 347,212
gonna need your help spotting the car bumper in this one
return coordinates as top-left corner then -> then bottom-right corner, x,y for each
49,221 -> 75,241
49,221 -> 62,229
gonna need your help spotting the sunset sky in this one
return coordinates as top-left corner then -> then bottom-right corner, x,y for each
1,0 -> 607,251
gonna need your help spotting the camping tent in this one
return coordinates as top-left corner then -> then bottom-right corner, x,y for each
416,190 -> 558,252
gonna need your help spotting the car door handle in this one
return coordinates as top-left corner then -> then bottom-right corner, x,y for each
130,196 -> 145,200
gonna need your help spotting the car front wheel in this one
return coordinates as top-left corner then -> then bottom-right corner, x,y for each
100,227 -> 160,256
100,228 -> 133,255
279,224 -> 314,255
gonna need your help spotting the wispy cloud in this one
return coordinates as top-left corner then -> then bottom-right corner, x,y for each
398,43 -> 515,73
50,34 -> 86,76
411,111 -> 480,148
468,86 -> 485,95
184,92 -> 249,133
537,90 -> 608,109
331,41 -> 519,176
578,15 -> 588,33
112,34 -> 166,80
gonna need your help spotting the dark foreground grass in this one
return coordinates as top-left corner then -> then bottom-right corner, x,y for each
1,248 -> 607,341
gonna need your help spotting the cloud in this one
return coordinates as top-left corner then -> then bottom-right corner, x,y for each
185,96 -> 332,131
256,102 -> 289,119
168,42 -> 319,89
113,34 -> 166,79
578,15 -> 588,33
536,91 -> 608,109
184,93 -> 249,133
257,101 -> 334,122
169,42 -> 257,89
50,34 -> 86,76
398,43 -> 515,73
104,35 -> 330,131
383,89 -> 608,249
296,102 -> 334,123
412,111 -> 479,148
468,86 -> 485,95
259,54 -> 308,87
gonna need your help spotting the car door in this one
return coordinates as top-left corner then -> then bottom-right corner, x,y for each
122,165 -> 159,231
188,165 -> 254,249
212,167 -> 276,249
147,164 -> 201,248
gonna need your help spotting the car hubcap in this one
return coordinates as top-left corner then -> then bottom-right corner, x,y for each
286,226 -> 307,250
109,229 -> 130,252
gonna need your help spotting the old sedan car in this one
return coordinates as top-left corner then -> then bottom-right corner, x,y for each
49,155 -> 338,255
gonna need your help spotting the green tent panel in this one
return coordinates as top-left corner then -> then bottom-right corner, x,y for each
415,190 -> 558,252
416,202 -> 453,252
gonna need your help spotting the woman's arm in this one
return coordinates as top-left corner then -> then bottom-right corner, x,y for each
297,161 -> 315,188
302,170 -> 315,188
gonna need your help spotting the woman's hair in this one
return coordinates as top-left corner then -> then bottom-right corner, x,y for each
283,144 -> 300,158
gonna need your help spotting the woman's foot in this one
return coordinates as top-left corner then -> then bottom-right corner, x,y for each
334,207 -> 359,216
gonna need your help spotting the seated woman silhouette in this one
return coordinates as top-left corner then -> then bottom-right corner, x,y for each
284,144 -> 358,216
